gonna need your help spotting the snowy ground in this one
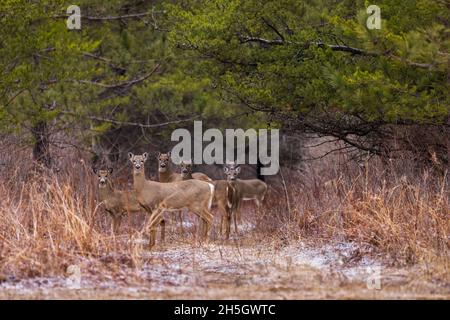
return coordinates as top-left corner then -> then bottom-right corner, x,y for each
0,230 -> 448,299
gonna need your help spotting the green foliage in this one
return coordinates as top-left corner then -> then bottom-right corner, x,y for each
167,0 -> 449,127
0,0 -> 235,154
0,0 -> 448,158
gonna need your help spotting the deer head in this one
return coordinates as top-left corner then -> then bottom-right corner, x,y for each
93,167 -> 113,188
157,152 -> 171,173
128,153 -> 148,172
224,162 -> 241,181
180,159 -> 193,178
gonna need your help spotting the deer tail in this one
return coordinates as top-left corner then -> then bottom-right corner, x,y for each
207,183 -> 215,210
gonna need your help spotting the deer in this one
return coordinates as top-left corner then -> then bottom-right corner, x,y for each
157,152 -> 182,183
128,152 -> 215,248
159,152 -> 211,182
224,162 -> 268,234
158,153 -> 212,234
180,160 -> 233,239
92,167 -> 145,234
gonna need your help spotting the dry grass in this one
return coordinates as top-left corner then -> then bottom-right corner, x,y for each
259,154 -> 449,274
0,151 -> 145,280
0,142 -> 448,291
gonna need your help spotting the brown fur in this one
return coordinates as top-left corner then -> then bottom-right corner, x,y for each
129,153 -> 215,248
224,163 -> 268,233
180,160 -> 232,238
180,160 -> 212,182
93,168 -> 142,234
157,152 -> 182,182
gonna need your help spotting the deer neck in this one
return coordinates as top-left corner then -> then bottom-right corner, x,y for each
132,168 -> 162,208
158,165 -> 174,182
182,172 -> 193,180
132,168 -> 147,192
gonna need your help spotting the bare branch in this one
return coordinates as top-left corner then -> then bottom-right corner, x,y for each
53,11 -> 165,21
261,17 -> 285,41
59,111 -> 199,129
237,35 -> 435,69
77,63 -> 160,88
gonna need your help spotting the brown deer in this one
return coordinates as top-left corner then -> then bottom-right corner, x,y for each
157,152 -> 182,183
180,160 -> 233,239
159,152 -> 212,182
214,179 -> 235,239
93,167 -> 146,234
159,154 -> 212,234
179,159 -> 212,182
224,162 -> 268,233
129,153 -> 215,248
156,152 -> 184,233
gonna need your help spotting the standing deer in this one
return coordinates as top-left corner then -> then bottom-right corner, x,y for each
156,152 -> 184,233
158,154 -> 212,234
179,158 -> 212,182
224,162 -> 268,233
129,153 -> 215,248
180,160 -> 233,239
158,152 -> 212,182
93,167 -> 145,234
157,152 -> 182,183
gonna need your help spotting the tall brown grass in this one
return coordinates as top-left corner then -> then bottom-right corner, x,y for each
0,143 -> 448,280
259,153 -> 449,272
0,149 -> 146,279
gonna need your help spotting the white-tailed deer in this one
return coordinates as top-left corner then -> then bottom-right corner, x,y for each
179,159 -> 212,182
93,167 -> 146,234
159,155 -> 212,234
224,163 -> 268,233
214,179 -> 234,239
157,152 -> 184,233
180,160 -> 233,239
159,152 -> 212,182
157,152 -> 182,183
129,153 -> 215,248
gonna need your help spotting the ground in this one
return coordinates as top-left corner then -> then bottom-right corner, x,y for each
0,222 -> 448,299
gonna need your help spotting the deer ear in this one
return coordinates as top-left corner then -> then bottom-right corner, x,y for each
143,152 -> 148,160
223,166 -> 229,173
236,166 -> 241,174
128,152 -> 134,160
167,151 -> 171,158
108,167 -> 113,174
92,167 -> 98,175
156,152 -> 161,159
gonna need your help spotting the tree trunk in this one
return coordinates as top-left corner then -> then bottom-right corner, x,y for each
447,115 -> 450,168
32,121 -> 51,168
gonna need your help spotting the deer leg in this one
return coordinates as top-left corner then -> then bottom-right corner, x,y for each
218,203 -> 224,235
233,200 -> 242,234
197,214 -> 204,239
233,210 -> 239,234
200,209 -> 213,240
218,203 -> 231,239
147,207 -> 164,249
112,215 -> 122,234
178,210 -> 185,236
225,207 -> 232,240
160,217 -> 166,244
